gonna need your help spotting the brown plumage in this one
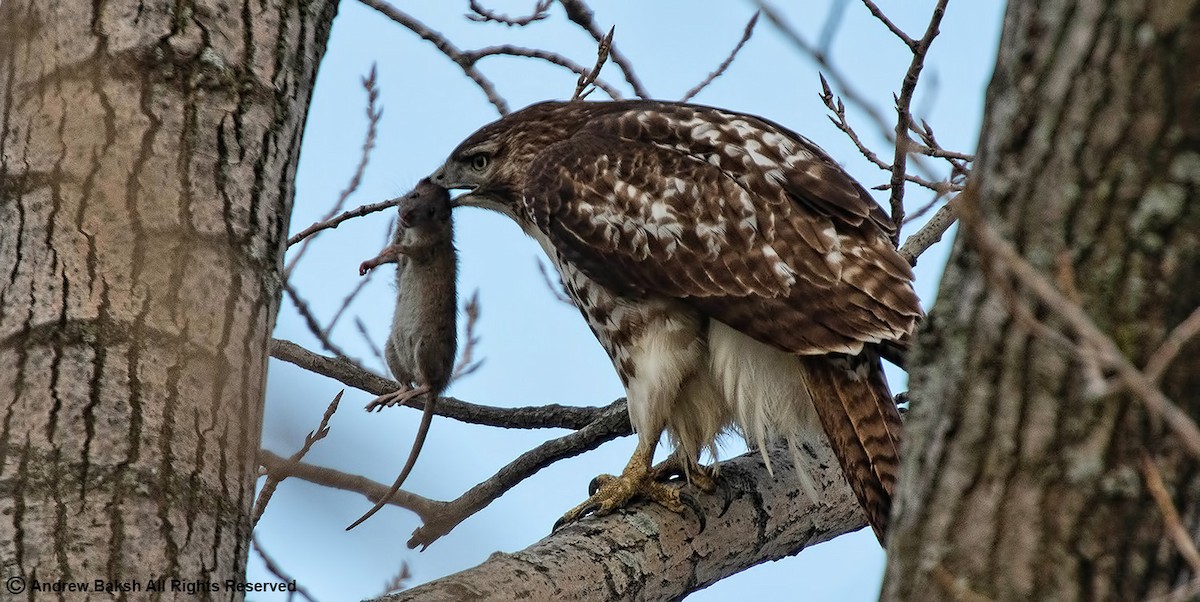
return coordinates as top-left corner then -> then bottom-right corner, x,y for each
431,100 -> 920,542
348,178 -> 457,531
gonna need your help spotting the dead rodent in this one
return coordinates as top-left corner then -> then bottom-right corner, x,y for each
348,178 -> 457,530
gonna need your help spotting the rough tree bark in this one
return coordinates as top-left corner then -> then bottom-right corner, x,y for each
885,1 -> 1200,599
0,0 -> 336,593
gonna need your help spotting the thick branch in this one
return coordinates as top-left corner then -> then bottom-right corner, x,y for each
379,444 -> 868,601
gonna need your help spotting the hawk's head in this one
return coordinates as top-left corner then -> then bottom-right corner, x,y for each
430,101 -> 609,221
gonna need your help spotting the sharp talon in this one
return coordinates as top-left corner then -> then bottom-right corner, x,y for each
588,474 -> 613,496
679,492 -> 706,532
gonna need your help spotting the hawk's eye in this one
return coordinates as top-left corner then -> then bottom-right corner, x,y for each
470,153 -> 490,172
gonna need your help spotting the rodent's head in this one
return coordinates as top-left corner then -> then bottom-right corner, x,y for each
396,179 -> 453,246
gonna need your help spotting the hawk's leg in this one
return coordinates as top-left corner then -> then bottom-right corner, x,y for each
650,455 -> 717,494
553,439 -> 700,530
364,384 -> 428,413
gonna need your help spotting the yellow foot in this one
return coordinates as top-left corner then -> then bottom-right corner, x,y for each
650,457 -> 718,494
553,465 -> 704,531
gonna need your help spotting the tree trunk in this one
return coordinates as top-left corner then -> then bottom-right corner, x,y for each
885,1 -> 1200,599
0,0 -> 336,594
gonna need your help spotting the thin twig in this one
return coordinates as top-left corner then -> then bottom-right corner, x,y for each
357,0 -> 510,115
285,64 -> 382,277
325,273 -> 374,339
558,0 -> 650,99
287,196 -> 402,248
253,391 -> 342,524
680,12 -> 759,102
903,188 -> 952,225
885,0 -> 950,243
573,26 -> 613,101
818,75 -> 957,194
959,192 -> 1200,459
449,290 -> 484,381
535,257 -> 575,306
1144,304 -> 1200,384
283,282 -> 355,362
859,0 -> 917,49
898,193 -> 959,266
466,0 -> 552,26
252,535 -> 319,602
818,0 -> 850,54
752,0 -> 938,181
269,338 -> 618,430
377,562 -> 412,597
1139,453 -> 1200,573
354,317 -> 386,367
460,45 -> 622,100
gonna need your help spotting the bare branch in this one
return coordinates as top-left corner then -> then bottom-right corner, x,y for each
885,0 -> 950,241
325,272 -> 374,339
898,193 -> 959,266
287,196 -> 402,248
378,444 -> 866,601
679,12 -> 759,103
269,338 -> 620,431
818,0 -> 850,54
407,400 -> 630,549
449,290 -> 484,382
252,535 -> 319,602
283,282 -> 355,362
253,391 -> 343,525
535,257 -> 575,306
959,192 -> 1200,459
818,75 -> 958,194
753,0 -> 938,181
572,26 -> 613,101
259,449 -> 442,518
859,0 -> 917,49
558,0 -> 650,98
377,562 -> 412,598
1144,304 -> 1200,384
285,64 -> 382,277
460,45 -> 622,100
1139,453 -> 1200,574
466,0 -> 552,26
261,401 -> 631,549
357,0 -> 510,115
355,317 -> 387,367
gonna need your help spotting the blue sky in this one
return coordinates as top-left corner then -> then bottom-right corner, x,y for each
251,2 -> 1004,599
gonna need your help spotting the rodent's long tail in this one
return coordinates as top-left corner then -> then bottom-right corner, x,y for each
346,388 -> 437,531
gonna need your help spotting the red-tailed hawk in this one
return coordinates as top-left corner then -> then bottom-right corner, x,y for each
431,100 -> 920,541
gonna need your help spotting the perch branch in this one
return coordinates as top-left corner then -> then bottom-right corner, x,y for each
377,444 -> 867,601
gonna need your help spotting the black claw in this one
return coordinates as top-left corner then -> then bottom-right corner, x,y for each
678,492 -> 706,533
553,503 -> 599,533
587,477 -> 603,496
